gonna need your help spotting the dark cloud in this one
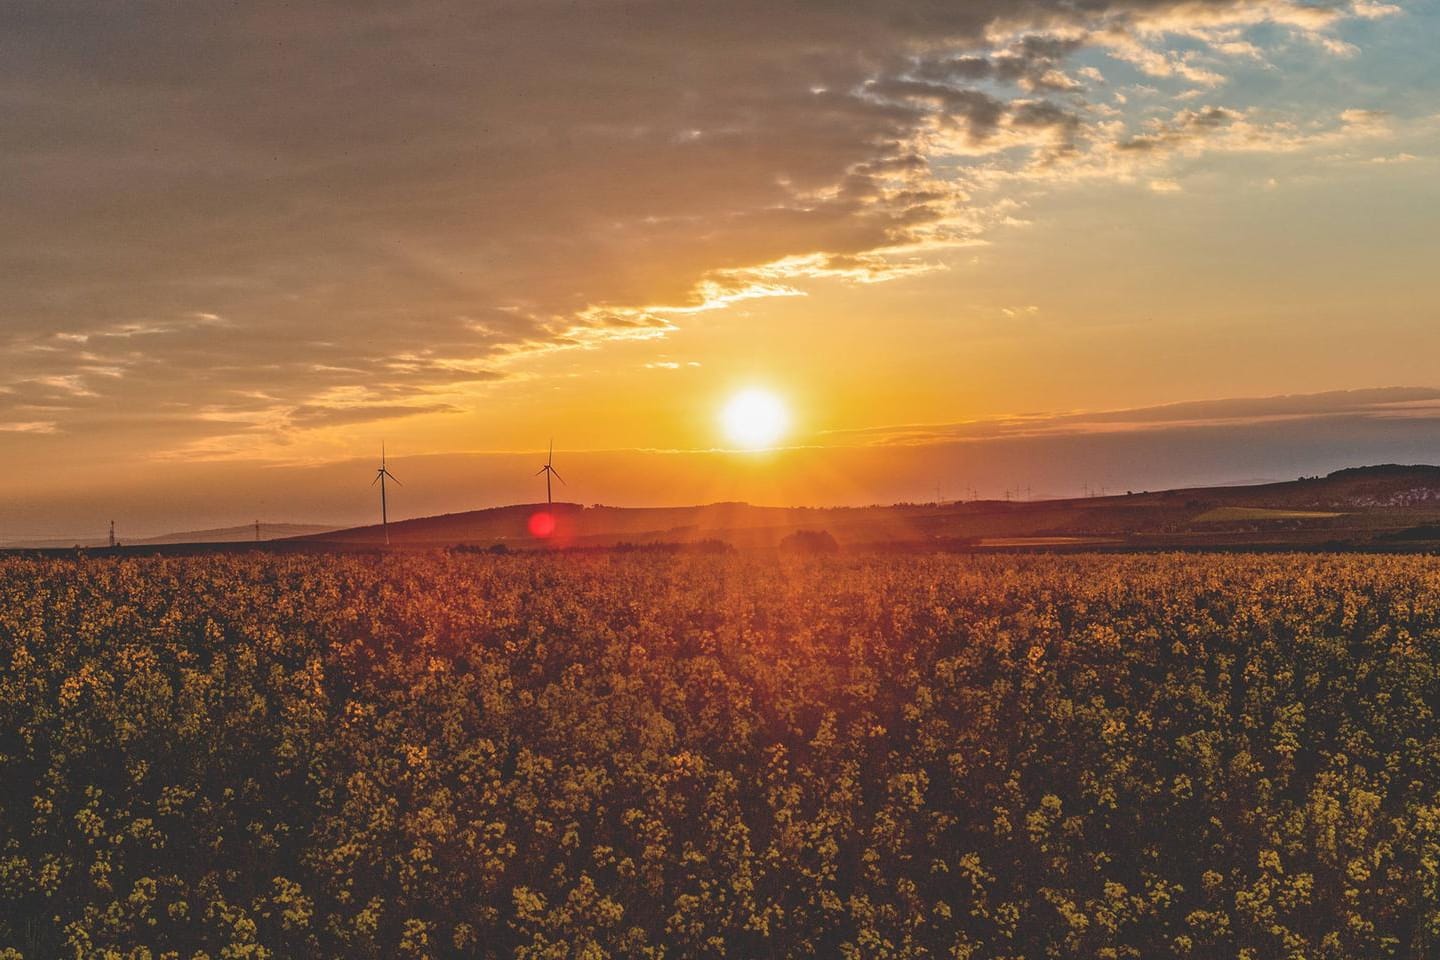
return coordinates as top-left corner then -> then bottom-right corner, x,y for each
287,403 -> 465,429
915,35 -> 1089,91
865,79 -> 1010,143
1117,106 -> 1245,151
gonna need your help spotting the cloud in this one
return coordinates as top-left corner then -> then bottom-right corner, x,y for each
825,387 -> 1440,445
1117,106 -> 1248,153
963,99 -> 1398,194
0,0 -> 1397,456
286,402 -> 464,429
0,421 -> 58,435
1350,0 -> 1402,18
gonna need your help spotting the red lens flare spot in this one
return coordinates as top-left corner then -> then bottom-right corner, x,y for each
528,511 -> 557,538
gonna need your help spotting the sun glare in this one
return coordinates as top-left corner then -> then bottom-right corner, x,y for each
722,388 -> 789,449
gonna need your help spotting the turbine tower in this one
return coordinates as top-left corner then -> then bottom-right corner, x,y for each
535,439 -> 565,506
371,443 -> 402,545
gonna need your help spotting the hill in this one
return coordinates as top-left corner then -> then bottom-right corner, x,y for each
1,523 -> 341,550
131,522 -> 342,545
293,464 -> 1440,551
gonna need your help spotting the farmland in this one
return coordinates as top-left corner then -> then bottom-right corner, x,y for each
1,551 -> 1438,958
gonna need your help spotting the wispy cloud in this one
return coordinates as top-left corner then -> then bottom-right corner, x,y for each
826,388 -> 1440,446
0,421 -> 58,435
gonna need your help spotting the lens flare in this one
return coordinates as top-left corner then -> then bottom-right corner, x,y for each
528,511 -> 557,537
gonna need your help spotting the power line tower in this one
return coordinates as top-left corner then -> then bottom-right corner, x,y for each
108,520 -> 116,548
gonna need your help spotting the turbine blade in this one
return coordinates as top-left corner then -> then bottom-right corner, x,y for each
552,470 -> 566,485
535,466 -> 548,476
384,469 -> 402,485
371,473 -> 380,486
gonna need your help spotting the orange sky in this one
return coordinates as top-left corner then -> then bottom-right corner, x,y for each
2,0 -> 1438,538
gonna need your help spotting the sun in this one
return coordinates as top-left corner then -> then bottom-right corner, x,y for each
721,388 -> 789,449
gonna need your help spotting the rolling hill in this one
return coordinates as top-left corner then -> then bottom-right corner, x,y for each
132,523 -> 342,545
0,523 -> 341,550
13,465 -> 1440,554
287,464 -> 1440,551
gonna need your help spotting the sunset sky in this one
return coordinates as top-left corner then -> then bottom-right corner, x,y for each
4,0 -> 1439,539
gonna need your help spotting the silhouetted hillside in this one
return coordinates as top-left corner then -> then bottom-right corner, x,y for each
134,523 -> 341,545
290,464 -> 1440,551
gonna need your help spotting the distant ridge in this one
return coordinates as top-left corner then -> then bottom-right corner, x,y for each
1324,464 -> 1440,480
293,501 -> 826,549
11,465 -> 1440,553
2,522 -> 341,549
134,523 -> 342,545
287,463 -> 1440,551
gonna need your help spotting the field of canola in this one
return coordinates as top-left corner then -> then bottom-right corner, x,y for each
1,551 -> 1438,958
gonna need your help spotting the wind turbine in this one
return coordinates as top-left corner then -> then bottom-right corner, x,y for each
371,443 -> 402,545
535,439 -> 565,506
